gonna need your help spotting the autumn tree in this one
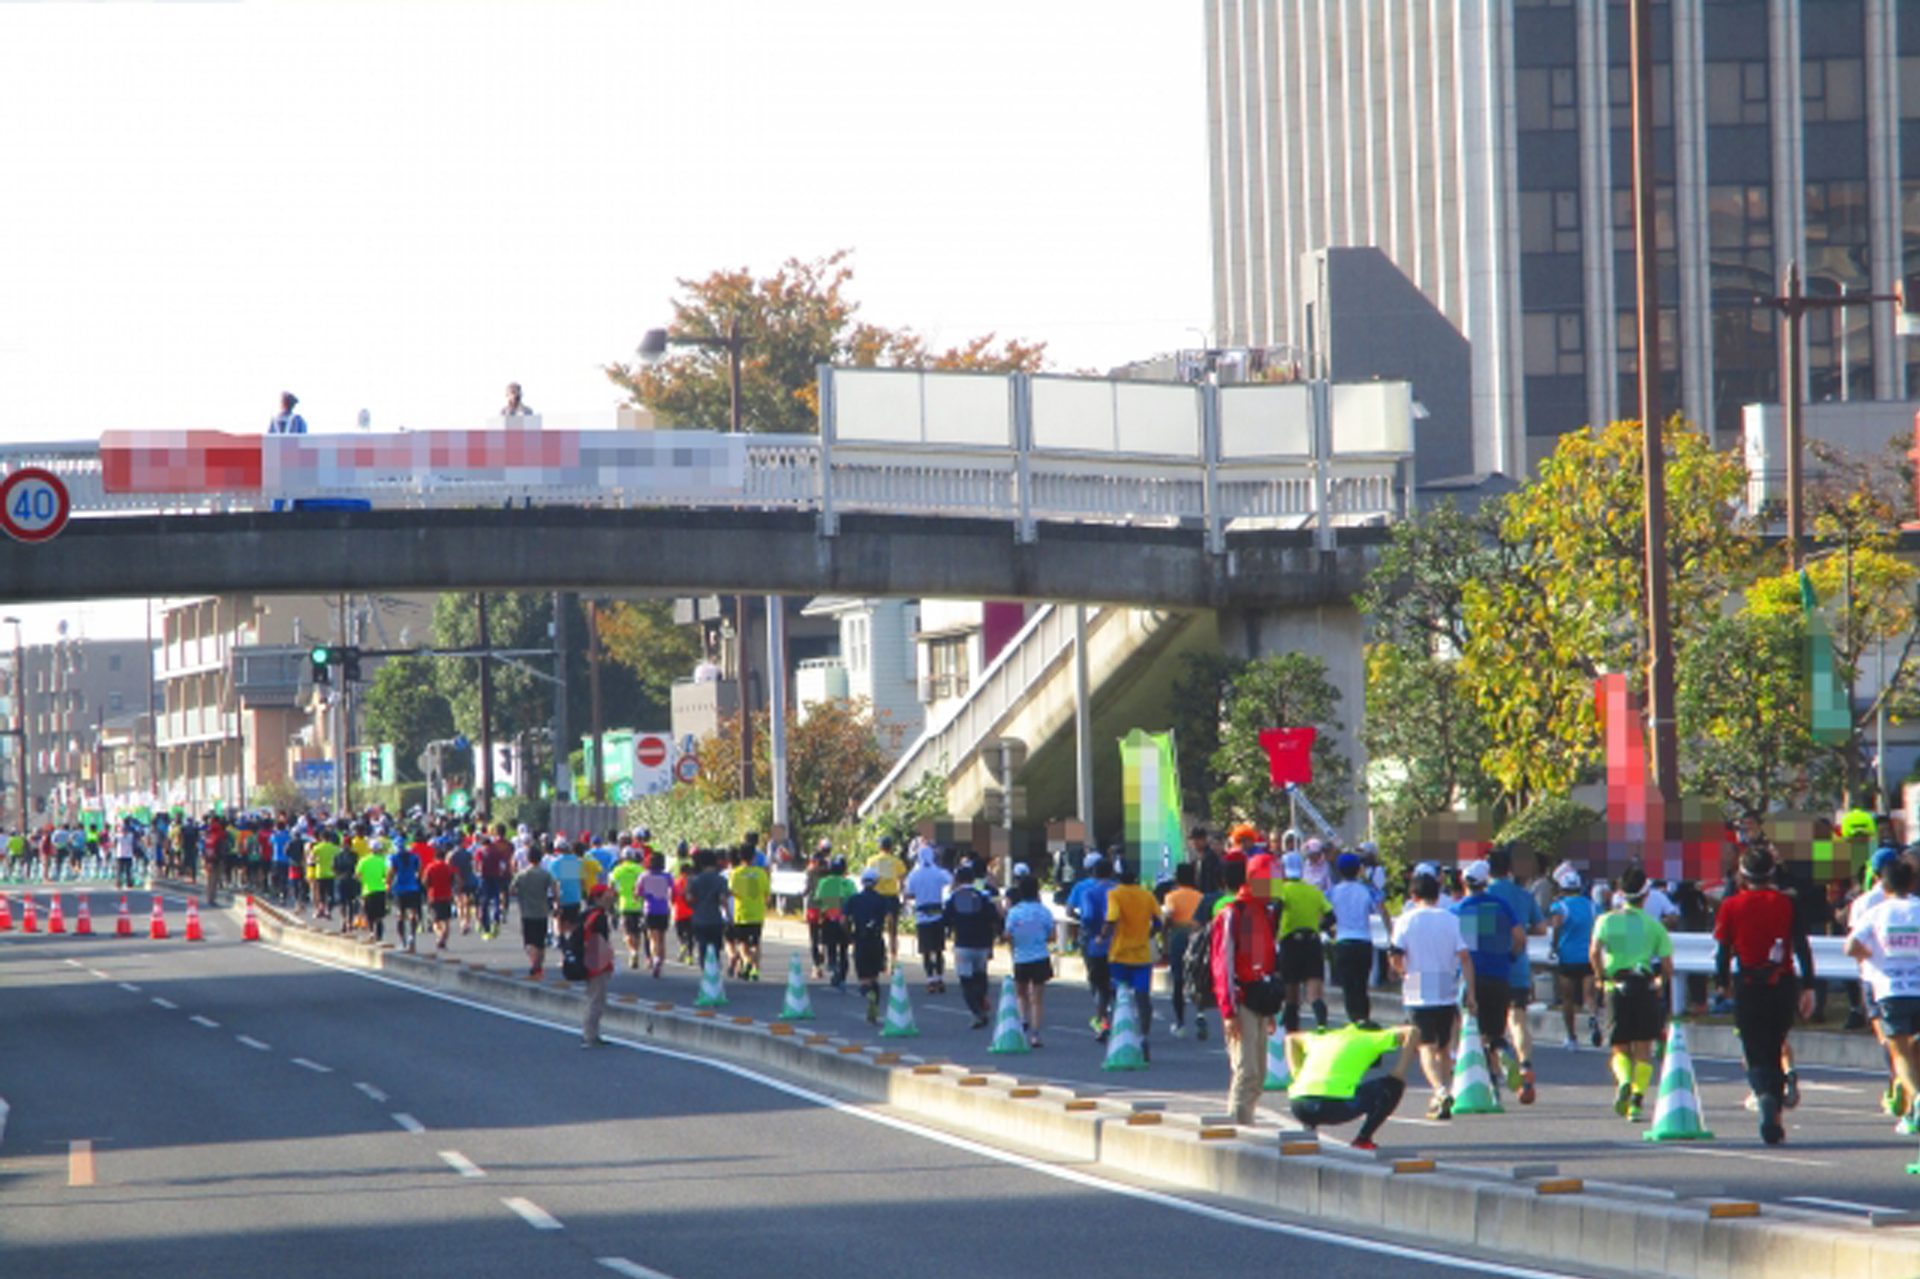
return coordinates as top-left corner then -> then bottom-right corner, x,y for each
605,250 -> 1046,434
596,599 -> 702,719
694,697 -> 896,838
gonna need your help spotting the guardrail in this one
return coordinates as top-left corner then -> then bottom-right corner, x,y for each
0,370 -> 1416,550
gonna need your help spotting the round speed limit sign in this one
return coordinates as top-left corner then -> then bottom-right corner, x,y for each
0,467 -> 71,543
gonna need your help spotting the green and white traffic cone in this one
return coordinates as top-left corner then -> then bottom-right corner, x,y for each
1101,992 -> 1148,1071
778,953 -> 815,1021
880,967 -> 920,1038
988,976 -> 1030,1054
694,949 -> 728,1008
1449,1017 -> 1504,1114
1643,1022 -> 1714,1142
1264,1033 -> 1292,1092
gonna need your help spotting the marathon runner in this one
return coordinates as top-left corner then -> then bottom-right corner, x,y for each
1714,848 -> 1815,1144
1591,866 -> 1673,1124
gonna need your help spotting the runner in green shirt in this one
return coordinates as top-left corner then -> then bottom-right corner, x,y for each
357,844 -> 392,942
1284,1022 -> 1415,1152
729,851 -> 771,981
1589,867 -> 1674,1121
810,859 -> 858,989
609,850 -> 646,971
308,835 -> 339,920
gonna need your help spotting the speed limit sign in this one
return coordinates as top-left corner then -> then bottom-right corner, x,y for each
673,754 -> 700,785
0,468 -> 71,543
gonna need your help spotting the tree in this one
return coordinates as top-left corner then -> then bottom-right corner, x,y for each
604,251 -> 1046,434
596,599 -> 702,717
361,655 -> 454,783
1168,651 -> 1244,819
1676,608 -> 1822,822
694,697 -> 895,838
1208,654 -> 1352,830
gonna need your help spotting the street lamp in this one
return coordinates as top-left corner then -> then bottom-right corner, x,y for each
3,616 -> 24,832
637,319 -> 775,812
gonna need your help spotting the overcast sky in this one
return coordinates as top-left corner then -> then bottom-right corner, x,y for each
0,0 -> 1210,642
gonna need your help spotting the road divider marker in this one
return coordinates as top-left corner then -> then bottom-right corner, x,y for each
150,996 -> 177,1009
236,1036 -> 271,1051
439,1150 -> 485,1178
503,1197 -> 563,1231
189,1015 -> 219,1029
291,1058 -> 332,1073
598,1260 -> 676,1279
117,983 -> 141,994
392,1112 -> 425,1134
67,1139 -> 94,1188
354,1082 -> 388,1102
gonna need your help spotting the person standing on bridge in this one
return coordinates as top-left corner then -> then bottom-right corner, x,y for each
501,382 -> 534,417
269,392 -> 306,435
1714,849 -> 1815,1145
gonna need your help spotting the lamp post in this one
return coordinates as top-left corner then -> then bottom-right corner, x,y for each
3,616 -> 23,832
637,319 -> 778,815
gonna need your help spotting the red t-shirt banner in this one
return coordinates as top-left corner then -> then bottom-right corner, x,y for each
1258,727 -> 1316,787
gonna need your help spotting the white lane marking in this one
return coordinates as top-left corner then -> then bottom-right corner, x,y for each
1786,1194 -> 1900,1214
502,1197 -> 563,1231
354,1082 -> 389,1103
62,959 -> 83,968
236,1035 -> 271,1051
439,1150 -> 485,1178
1795,1081 -> 1863,1095
1661,1144 -> 1832,1169
150,997 -> 177,1010
86,969 -> 110,980
189,1015 -> 219,1029
291,1057 -> 332,1073
392,1112 -> 426,1134
598,1260 -> 676,1279
264,942 -> 1588,1279
117,983 -> 142,994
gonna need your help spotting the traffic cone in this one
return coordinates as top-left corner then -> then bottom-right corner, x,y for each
0,892 -> 12,931
1264,1033 -> 1293,1092
184,899 -> 204,942
1450,1017 -> 1504,1114
21,895 -> 37,932
149,896 -> 168,940
47,895 -> 65,934
115,896 -> 131,937
694,949 -> 728,1008
880,967 -> 920,1038
242,895 -> 260,942
988,976 -> 1031,1054
1101,991 -> 1148,1070
74,895 -> 92,936
777,953 -> 815,1021
1643,1022 -> 1714,1142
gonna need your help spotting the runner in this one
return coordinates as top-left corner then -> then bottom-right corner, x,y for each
1845,855 -> 1920,1133
729,844 -> 771,981
510,846 -> 555,978
671,853 -> 695,963
1713,848 -> 1814,1144
1547,865 -> 1599,1047
1390,870 -> 1474,1119
687,849 -> 730,972
905,844 -> 954,994
421,844 -> 456,951
447,830 -> 477,935
609,846 -> 646,971
548,837 -> 584,934
1070,854 -> 1117,1040
478,824 -> 512,940
943,863 -> 1000,1026
1163,862 -> 1205,1039
1849,847 -> 1904,1116
805,841 -> 831,978
1274,851 -> 1331,1033
1104,859 -> 1164,1059
356,838 -> 391,943
865,836 -> 908,964
1004,872 -> 1056,1047
1485,846 -> 1545,1102
390,832 -> 426,953
1455,860 -> 1525,1106
1590,866 -> 1673,1125
639,852 -> 675,977
333,838 -> 361,932
1327,851 -> 1390,1027
1211,859 -> 1280,1125
846,867 -> 892,1022
1284,1022 -> 1417,1152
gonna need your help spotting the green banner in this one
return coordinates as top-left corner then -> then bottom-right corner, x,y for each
1120,728 -> 1183,880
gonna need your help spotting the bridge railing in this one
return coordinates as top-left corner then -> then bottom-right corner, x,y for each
7,371 -> 1415,547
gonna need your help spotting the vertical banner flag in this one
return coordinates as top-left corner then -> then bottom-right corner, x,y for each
1800,571 -> 1852,745
1120,729 -> 1183,878
1258,727 -> 1316,787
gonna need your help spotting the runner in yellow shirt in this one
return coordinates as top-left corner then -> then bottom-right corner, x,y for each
1103,860 -> 1164,1058
865,836 -> 908,962
729,847 -> 771,981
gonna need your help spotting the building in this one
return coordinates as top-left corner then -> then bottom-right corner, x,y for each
1204,0 -> 1920,474
1,635 -> 155,824
796,597 -> 924,754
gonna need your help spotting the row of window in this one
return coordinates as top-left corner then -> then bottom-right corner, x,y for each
1518,57 -> 1911,133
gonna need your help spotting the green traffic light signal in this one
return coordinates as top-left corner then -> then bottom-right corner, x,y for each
311,646 -> 332,665
310,645 -> 333,684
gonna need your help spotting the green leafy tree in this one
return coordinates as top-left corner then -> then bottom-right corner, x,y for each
604,250 -> 1046,434
362,655 -> 455,783
1676,608 -> 1821,822
694,697 -> 896,839
1168,651 -> 1244,819
1209,654 -> 1352,830
596,599 -> 702,717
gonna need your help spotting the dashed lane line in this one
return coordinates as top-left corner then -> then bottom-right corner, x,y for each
392,1112 -> 426,1134
236,1035 -> 271,1051
439,1150 -> 485,1178
150,997 -> 177,1010
291,1057 -> 332,1073
503,1197 -> 563,1231
354,1082 -> 389,1103
599,1260 -> 677,1279
188,1015 -> 219,1029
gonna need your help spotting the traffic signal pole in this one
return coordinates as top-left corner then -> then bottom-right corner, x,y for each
478,593 -> 494,824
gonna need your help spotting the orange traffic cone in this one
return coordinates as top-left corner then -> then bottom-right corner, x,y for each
22,895 -> 38,932
0,892 -> 12,931
74,895 -> 92,936
149,896 -> 168,940
242,896 -> 260,942
116,896 -> 132,937
47,895 -> 65,934
184,898 -> 204,942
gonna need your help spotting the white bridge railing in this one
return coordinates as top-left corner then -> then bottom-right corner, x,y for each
0,369 -> 1417,550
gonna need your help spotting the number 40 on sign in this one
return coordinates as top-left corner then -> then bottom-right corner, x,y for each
0,468 -> 71,543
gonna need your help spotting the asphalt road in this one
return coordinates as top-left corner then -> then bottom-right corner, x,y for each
0,889 -> 1612,1279
9,880 -> 1920,1235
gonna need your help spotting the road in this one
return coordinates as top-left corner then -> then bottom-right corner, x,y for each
0,891 -> 1607,1279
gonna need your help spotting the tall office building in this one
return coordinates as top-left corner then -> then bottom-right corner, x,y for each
1206,0 -> 1919,474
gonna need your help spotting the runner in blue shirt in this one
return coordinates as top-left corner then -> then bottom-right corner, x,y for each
1455,859 -> 1525,1103
1071,854 -> 1117,1038
1485,846 -> 1546,1103
1548,866 -> 1601,1048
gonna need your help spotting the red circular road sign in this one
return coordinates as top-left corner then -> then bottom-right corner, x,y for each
636,736 -> 669,768
673,754 -> 700,784
0,467 -> 71,543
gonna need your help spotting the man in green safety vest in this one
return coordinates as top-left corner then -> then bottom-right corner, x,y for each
1283,1021 -> 1416,1152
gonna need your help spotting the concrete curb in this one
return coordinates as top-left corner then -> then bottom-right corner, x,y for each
235,901 -> 1920,1279
0,1094 -> 10,1150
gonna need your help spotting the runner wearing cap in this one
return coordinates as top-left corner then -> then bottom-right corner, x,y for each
1485,846 -> 1545,1102
1301,838 -> 1332,893
1327,851 -> 1390,1026
1547,866 -> 1600,1048
1592,866 -> 1673,1124
1455,859 -> 1525,1104
1390,870 -> 1475,1119
846,867 -> 892,1022
1714,848 -> 1814,1144
865,837 -> 908,964
1850,846 -> 1905,1114
811,856 -> 858,989
1846,855 -> 1920,1133
1275,850 -> 1331,1032
1069,853 -> 1117,1038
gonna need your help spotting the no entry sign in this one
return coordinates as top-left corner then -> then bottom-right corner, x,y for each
0,467 -> 71,543
636,735 -> 669,768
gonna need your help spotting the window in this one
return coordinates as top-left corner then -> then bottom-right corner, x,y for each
1706,61 -> 1769,125
924,637 -> 970,702
108,691 -> 124,713
108,654 -> 122,672
1804,58 -> 1864,123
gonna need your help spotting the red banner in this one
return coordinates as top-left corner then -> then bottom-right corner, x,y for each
1258,727 -> 1316,787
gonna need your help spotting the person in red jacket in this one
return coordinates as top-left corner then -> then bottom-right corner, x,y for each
1713,848 -> 1815,1144
1211,859 -> 1279,1124
580,884 -> 617,1048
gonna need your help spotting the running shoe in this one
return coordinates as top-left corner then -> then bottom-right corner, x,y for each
1783,1071 -> 1801,1111
1196,1018 -> 1208,1042
1505,1056 -> 1524,1092
1614,1079 -> 1633,1118
1743,1092 -> 1760,1112
1350,1136 -> 1377,1152
1885,1084 -> 1899,1116
1759,1095 -> 1785,1145
1588,1015 -> 1602,1048
1519,1066 -> 1537,1106
1426,1092 -> 1447,1120
1627,1094 -> 1644,1123
1438,1093 -> 1454,1120
1896,1109 -> 1920,1137
1170,1021 -> 1187,1038
865,990 -> 880,1023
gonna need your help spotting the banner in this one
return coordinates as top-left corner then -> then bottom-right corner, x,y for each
1258,727 -> 1316,787
1801,571 -> 1852,745
1120,729 -> 1183,879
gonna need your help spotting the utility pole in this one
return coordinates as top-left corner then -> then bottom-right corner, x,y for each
587,599 -> 605,803
1629,0 -> 1679,813
552,591 -> 571,803
477,593 -> 494,822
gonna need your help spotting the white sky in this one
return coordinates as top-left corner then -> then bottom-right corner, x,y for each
0,0 -> 1210,644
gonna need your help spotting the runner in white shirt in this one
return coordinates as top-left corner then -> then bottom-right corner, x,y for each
1849,847 -> 1900,1115
1390,870 -> 1477,1120
1846,856 -> 1920,1134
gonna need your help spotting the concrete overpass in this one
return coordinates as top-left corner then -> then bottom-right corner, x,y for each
0,505 -> 1388,608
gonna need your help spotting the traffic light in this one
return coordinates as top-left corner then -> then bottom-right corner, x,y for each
342,647 -> 363,683
309,645 -> 333,685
